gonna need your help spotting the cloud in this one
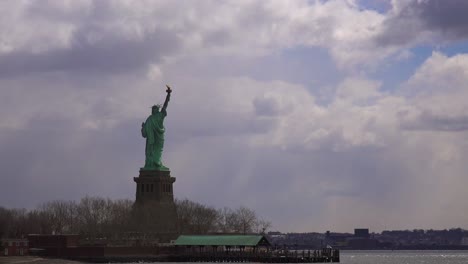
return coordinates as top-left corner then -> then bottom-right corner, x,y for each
400,52 -> 468,131
10,0 -> 452,72
2,0 -> 468,233
376,0 -> 468,47
0,0 -> 392,71
0,1 -> 181,76
0,29 -> 179,76
402,110 -> 468,131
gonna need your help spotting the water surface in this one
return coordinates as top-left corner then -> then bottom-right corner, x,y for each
340,250 -> 468,264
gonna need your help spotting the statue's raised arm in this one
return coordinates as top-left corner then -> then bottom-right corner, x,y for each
162,85 -> 172,114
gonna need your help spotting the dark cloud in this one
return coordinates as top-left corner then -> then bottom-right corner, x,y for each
418,0 -> 468,36
0,27 -> 179,77
1,0 -> 181,77
375,0 -> 468,46
401,110 -> 468,131
253,97 -> 281,116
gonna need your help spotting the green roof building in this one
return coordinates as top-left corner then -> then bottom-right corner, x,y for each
174,235 -> 271,247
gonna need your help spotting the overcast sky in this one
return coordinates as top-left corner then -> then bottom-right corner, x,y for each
1,0 -> 468,233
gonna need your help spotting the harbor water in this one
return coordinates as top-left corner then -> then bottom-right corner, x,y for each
340,250 -> 468,264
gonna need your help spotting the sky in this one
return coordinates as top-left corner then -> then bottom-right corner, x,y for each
1,0 -> 468,233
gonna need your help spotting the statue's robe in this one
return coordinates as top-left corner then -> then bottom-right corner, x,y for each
142,109 -> 168,170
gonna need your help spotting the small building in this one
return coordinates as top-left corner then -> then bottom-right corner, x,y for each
354,229 -> 370,238
325,231 -> 352,248
27,234 -> 80,256
174,235 -> 271,253
1,238 -> 28,256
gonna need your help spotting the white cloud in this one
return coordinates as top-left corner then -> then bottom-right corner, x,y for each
147,64 -> 163,81
0,0 -> 395,70
401,52 -> 468,131
336,78 -> 382,102
3,0 -> 467,74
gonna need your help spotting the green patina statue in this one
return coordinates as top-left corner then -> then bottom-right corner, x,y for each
141,85 -> 172,171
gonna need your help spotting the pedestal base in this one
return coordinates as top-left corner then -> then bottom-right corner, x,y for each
133,169 -> 178,241
134,170 -> 176,204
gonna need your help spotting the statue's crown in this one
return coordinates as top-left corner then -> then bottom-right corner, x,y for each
151,104 -> 161,109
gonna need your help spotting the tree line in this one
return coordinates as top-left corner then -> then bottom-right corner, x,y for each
0,197 -> 271,240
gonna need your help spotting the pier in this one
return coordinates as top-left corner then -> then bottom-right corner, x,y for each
66,248 -> 340,263
169,248 -> 340,263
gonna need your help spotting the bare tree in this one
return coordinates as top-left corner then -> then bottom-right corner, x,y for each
25,209 -> 52,234
232,206 -> 257,234
6,209 -> 28,238
175,199 -> 218,234
0,207 -> 12,238
106,199 -> 133,233
39,200 -> 77,234
76,196 -> 111,238
216,207 -> 235,233
1,197 -> 271,240
191,204 -> 218,234
255,218 -> 272,234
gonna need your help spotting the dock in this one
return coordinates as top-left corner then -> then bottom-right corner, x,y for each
169,248 -> 340,263
67,249 -> 340,263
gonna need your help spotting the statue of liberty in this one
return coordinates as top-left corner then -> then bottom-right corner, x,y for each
141,85 -> 172,171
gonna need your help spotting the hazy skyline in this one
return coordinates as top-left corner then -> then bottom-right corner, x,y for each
1,0 -> 468,233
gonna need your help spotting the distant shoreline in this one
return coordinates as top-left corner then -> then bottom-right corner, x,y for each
0,257 -> 83,264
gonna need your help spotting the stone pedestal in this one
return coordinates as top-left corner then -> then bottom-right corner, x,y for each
134,170 -> 176,204
133,169 -> 178,241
